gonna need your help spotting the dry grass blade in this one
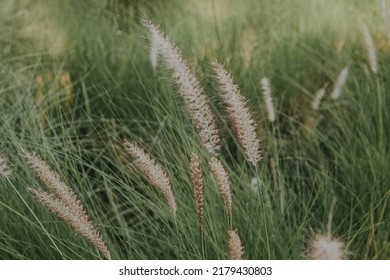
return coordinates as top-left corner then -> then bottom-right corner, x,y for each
24,150 -> 111,259
228,229 -> 244,260
0,154 -> 12,178
209,157 -> 232,226
190,153 -> 204,246
124,139 -> 177,216
143,20 -> 220,154
212,60 -> 261,165
30,188 -> 111,259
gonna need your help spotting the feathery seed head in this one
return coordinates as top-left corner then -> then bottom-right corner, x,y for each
143,21 -> 220,154
260,77 -> 276,122
331,67 -> 349,100
190,153 -> 204,242
309,234 -> 345,260
0,154 -> 12,178
361,23 -> 378,73
212,60 -> 261,165
312,82 -> 329,110
209,157 -> 232,220
381,0 -> 390,46
24,150 -> 111,259
124,139 -> 177,216
228,229 -> 244,260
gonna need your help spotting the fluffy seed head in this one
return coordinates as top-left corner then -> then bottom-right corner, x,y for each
331,67 -> 349,100
381,0 -> 390,46
212,60 -> 261,165
24,150 -> 111,259
228,229 -> 244,260
0,154 -> 12,178
190,153 -> 204,242
261,77 -> 276,122
124,139 -> 177,216
309,234 -> 345,260
209,157 -> 232,221
143,20 -> 220,154
361,23 -> 378,73
312,83 -> 328,110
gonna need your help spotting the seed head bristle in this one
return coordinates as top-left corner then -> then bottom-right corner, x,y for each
0,154 -> 12,178
309,234 -> 345,260
24,150 -> 111,259
361,23 -> 378,73
212,60 -> 261,165
124,139 -> 177,216
143,20 -> 220,154
260,77 -> 276,122
209,157 -> 232,223
331,67 -> 349,100
228,229 -> 244,260
30,188 -> 111,259
190,153 -> 204,243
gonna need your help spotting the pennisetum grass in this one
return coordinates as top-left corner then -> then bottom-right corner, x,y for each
308,234 -> 345,260
228,229 -> 244,260
212,60 -> 262,165
189,153 -> 205,257
123,139 -> 177,216
143,20 -> 221,155
23,150 -> 111,259
361,23 -> 378,73
0,154 -> 12,178
312,82 -> 329,110
260,77 -> 276,123
209,157 -> 232,228
149,30 -> 158,73
331,67 -> 349,100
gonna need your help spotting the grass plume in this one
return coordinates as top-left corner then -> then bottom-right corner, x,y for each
143,20 -> 220,154
228,229 -> 244,260
209,157 -> 232,227
261,77 -> 276,122
212,60 -> 262,165
308,234 -> 345,260
23,150 -> 111,259
361,23 -> 378,73
189,153 -> 205,256
331,67 -> 349,100
0,154 -> 12,178
124,139 -> 177,216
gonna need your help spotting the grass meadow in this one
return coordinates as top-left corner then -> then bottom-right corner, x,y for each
0,0 -> 389,260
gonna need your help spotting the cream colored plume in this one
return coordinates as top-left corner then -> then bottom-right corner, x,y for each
361,23 -> 378,73
212,60 -> 261,165
331,67 -> 349,100
309,234 -> 345,260
261,77 -> 276,122
190,153 -> 205,245
228,229 -> 244,260
143,20 -> 220,154
0,154 -> 12,178
124,139 -> 177,216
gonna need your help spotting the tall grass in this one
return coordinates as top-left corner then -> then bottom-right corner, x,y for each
0,0 -> 389,259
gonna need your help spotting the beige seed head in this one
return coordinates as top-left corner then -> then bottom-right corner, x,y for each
312,83 -> 328,110
309,234 -> 345,260
30,188 -> 111,259
261,77 -> 276,122
0,154 -> 12,178
228,229 -> 244,260
381,0 -> 390,46
143,20 -> 220,154
190,153 -> 204,243
24,150 -> 111,259
209,157 -> 232,222
361,23 -> 378,73
331,67 -> 349,100
124,139 -> 177,216
212,60 -> 261,165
